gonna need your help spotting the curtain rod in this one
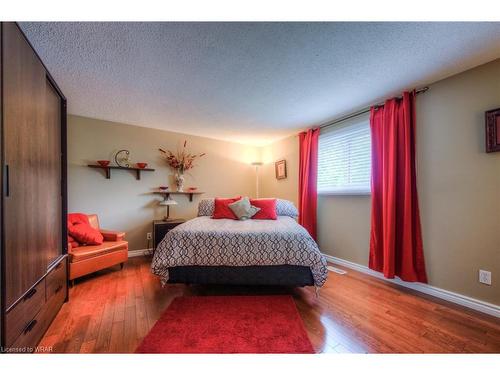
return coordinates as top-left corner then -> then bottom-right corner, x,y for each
319,86 -> 429,130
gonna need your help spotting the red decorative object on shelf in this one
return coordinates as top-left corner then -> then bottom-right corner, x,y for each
136,162 -> 148,169
97,160 -> 110,167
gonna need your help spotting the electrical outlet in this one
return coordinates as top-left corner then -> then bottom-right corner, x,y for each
146,232 -> 152,240
479,270 -> 491,285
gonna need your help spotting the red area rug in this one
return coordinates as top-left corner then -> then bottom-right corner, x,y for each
136,295 -> 314,353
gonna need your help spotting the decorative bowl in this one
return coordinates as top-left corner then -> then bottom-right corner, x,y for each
159,186 -> 169,191
97,160 -> 110,167
136,162 -> 148,169
187,187 -> 198,191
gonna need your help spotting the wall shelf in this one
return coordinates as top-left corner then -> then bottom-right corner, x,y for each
152,190 -> 204,202
88,165 -> 155,180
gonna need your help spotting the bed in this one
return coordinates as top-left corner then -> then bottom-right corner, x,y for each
151,199 -> 328,288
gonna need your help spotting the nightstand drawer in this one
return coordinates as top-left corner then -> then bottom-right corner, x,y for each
153,219 -> 185,249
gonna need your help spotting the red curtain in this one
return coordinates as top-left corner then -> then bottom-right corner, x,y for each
298,128 -> 319,240
369,92 -> 427,283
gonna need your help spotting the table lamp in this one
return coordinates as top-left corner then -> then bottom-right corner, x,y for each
159,195 -> 178,221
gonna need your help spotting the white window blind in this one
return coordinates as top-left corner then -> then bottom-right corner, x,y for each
317,116 -> 371,195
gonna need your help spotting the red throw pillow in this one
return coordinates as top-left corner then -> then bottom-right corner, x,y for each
68,235 -> 80,248
68,213 -> 90,226
250,198 -> 277,220
212,196 -> 242,219
68,223 -> 104,245
68,213 -> 103,245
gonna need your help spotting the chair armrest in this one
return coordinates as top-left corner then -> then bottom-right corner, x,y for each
100,229 -> 126,241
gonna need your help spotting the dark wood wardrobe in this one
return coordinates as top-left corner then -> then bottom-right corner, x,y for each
1,22 -> 68,352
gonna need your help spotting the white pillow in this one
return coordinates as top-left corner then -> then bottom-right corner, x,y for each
228,197 -> 260,220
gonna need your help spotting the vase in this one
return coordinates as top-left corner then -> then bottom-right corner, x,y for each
175,172 -> 185,192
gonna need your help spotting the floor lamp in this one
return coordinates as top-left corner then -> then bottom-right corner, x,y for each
251,162 -> 263,198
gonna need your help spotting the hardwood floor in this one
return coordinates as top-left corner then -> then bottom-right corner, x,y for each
38,256 -> 500,353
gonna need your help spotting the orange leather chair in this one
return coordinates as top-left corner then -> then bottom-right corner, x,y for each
68,214 -> 128,284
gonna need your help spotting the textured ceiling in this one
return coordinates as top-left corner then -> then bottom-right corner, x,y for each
20,22 -> 500,146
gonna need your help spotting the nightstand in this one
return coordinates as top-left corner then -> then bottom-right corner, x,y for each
153,219 -> 186,249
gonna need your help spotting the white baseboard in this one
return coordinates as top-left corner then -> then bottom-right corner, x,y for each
128,248 -> 152,258
322,253 -> 500,318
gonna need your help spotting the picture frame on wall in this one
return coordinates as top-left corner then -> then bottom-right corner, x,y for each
486,107 -> 500,153
275,159 -> 287,180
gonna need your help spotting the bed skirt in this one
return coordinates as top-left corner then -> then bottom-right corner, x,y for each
167,265 -> 314,286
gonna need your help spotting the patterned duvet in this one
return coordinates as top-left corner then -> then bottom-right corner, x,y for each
151,216 -> 328,287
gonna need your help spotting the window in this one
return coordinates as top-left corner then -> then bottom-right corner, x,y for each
317,116 -> 371,195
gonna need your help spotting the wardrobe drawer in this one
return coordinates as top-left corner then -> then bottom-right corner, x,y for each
9,286 -> 65,353
46,259 -> 67,301
9,310 -> 44,352
5,279 -> 45,347
9,271 -> 66,353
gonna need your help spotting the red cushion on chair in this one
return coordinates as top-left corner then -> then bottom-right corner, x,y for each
212,196 -> 242,219
68,223 -> 104,245
250,199 -> 278,220
68,235 -> 80,248
68,213 -> 103,245
68,213 -> 91,226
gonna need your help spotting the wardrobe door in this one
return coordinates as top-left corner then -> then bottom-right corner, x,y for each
3,22 -> 48,307
42,80 -> 63,267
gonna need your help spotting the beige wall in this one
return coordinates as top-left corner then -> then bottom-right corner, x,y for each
260,59 -> 500,305
68,115 -> 259,250
415,59 -> 500,305
260,135 -> 299,205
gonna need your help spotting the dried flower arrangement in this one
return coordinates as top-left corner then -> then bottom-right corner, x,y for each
158,141 -> 205,174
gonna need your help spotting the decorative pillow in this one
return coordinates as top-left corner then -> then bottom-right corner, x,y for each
250,198 -> 277,220
276,199 -> 299,218
68,213 -> 91,227
212,196 -> 242,219
68,235 -> 80,248
68,223 -> 104,245
198,199 -> 215,216
228,197 -> 261,220
198,198 -> 297,218
67,213 -> 103,245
